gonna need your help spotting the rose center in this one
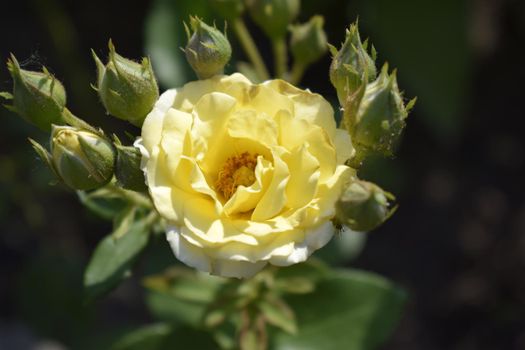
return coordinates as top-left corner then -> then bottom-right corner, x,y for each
215,152 -> 258,200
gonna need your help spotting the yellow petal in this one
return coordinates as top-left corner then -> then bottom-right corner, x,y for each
282,144 -> 320,209
227,110 -> 278,147
223,156 -> 273,216
167,226 -> 212,272
264,79 -> 336,139
191,92 -> 237,176
245,84 -> 295,118
173,73 -> 252,112
252,148 -> 290,221
142,89 -> 177,151
334,128 -> 355,165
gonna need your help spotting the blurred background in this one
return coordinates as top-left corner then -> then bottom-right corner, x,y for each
1,0 -> 525,349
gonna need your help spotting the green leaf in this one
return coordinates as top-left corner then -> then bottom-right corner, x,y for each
111,323 -> 217,350
259,297 -> 297,335
112,205 -> 137,239
0,91 -> 13,99
144,268 -> 225,327
78,188 -> 128,220
144,0 -> 212,87
83,218 -> 151,302
272,269 -> 407,350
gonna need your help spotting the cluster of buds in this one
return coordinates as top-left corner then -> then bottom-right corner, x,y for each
329,20 -> 415,163
329,21 -> 414,232
1,43 -> 159,192
204,0 -> 328,83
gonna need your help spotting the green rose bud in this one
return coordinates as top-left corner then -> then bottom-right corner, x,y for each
185,17 -> 232,79
329,21 -> 377,106
346,64 -> 416,158
246,0 -> 300,39
92,40 -> 159,127
335,180 -> 396,232
114,143 -> 147,192
1,54 -> 67,131
290,16 -> 328,67
211,0 -> 244,21
51,126 -> 115,190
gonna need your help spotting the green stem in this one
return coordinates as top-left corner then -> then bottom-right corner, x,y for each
143,210 -> 160,228
62,108 -> 98,133
289,62 -> 306,85
272,37 -> 287,79
232,18 -> 270,81
107,183 -> 153,209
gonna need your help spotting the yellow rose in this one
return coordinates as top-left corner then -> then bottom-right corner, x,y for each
136,73 -> 354,278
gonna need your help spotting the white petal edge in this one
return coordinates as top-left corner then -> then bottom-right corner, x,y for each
166,226 -> 267,279
269,220 -> 335,266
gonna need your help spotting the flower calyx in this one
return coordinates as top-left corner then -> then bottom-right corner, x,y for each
114,138 -> 147,192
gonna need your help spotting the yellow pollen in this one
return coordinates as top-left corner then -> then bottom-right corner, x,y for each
215,152 -> 258,200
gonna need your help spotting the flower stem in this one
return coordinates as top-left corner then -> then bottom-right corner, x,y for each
272,37 -> 287,79
232,18 -> 270,81
106,183 -> 153,209
62,108 -> 98,134
289,62 -> 306,85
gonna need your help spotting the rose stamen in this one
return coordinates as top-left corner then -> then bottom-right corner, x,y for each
215,152 -> 258,200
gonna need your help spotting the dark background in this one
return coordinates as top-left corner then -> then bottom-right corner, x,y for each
1,0 -> 525,349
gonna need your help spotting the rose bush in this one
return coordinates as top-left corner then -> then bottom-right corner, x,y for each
136,73 -> 355,278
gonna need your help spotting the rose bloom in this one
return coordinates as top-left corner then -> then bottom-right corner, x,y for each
136,73 -> 354,278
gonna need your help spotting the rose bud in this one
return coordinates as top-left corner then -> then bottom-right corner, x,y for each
185,17 -> 232,79
329,21 -> 377,106
210,0 -> 245,21
346,64 -> 416,158
335,180 -> 396,232
290,16 -> 328,68
92,40 -> 159,127
246,0 -> 300,39
51,126 -> 115,190
1,54 -> 67,131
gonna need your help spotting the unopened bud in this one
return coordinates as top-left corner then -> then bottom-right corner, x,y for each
114,143 -> 147,192
185,17 -> 232,79
247,0 -> 300,39
329,21 -> 377,106
51,126 -> 115,190
92,41 -> 159,127
290,16 -> 328,67
211,0 -> 244,21
347,64 -> 416,158
336,180 -> 396,232
1,54 -> 67,131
